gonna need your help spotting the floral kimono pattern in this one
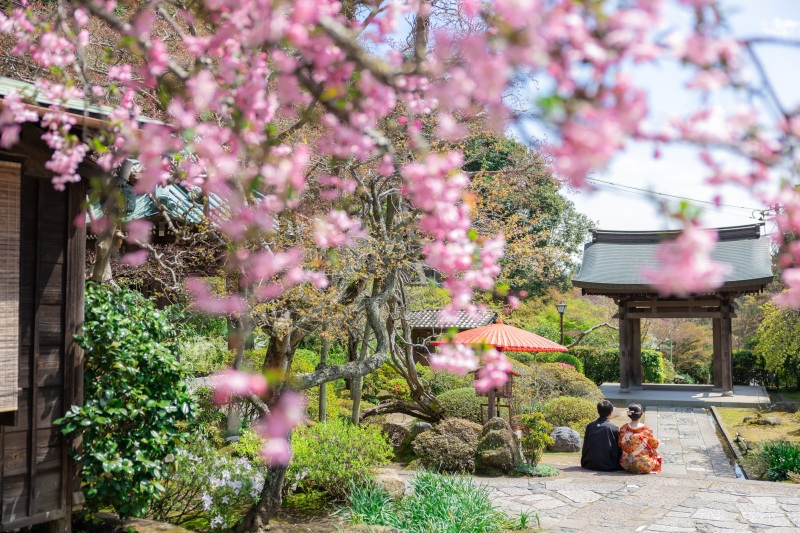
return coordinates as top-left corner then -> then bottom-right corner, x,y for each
619,423 -> 662,474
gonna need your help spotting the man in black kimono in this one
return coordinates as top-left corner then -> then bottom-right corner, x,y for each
581,399 -> 622,471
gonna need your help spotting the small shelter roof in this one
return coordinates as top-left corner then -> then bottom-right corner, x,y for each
406,308 -> 497,330
573,224 -> 773,295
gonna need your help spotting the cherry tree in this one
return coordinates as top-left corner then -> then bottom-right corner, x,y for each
1,0 -> 800,526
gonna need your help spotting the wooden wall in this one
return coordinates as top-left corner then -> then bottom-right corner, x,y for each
0,147 -> 85,532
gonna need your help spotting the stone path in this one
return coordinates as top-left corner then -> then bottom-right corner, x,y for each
480,406 -> 799,532
648,406 -> 735,478
482,473 -> 800,532
392,406 -> 800,531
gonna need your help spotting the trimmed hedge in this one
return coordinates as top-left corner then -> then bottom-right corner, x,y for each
438,387 -> 483,424
572,346 -> 666,385
542,396 -> 597,430
548,353 -> 583,374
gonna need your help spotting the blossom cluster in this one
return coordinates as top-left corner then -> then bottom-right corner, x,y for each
0,0 -> 799,462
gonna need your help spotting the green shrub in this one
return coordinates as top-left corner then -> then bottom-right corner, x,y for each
550,353 -> 584,373
362,362 -> 404,403
542,396 -> 597,429
576,347 -> 666,385
641,349 -> 666,384
288,418 -> 392,499
416,364 -> 473,394
149,439 -> 265,531
180,336 -> 231,375
347,470 -> 527,533
517,412 -> 553,466
290,350 -> 342,422
412,418 -> 483,473
511,362 -> 602,415
756,441 -> 800,482
437,387 -> 483,423
514,463 -> 559,477
57,284 -> 194,519
576,346 -> 615,385
385,378 -> 412,401
230,427 -> 265,460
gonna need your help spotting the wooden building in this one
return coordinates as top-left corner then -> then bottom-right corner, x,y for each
573,224 -> 773,395
407,308 -> 497,364
0,120 -> 92,529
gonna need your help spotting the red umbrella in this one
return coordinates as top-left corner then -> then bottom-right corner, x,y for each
430,319 -> 568,353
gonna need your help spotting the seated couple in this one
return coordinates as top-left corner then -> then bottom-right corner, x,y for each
581,400 -> 662,474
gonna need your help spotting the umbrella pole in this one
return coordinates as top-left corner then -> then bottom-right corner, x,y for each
488,387 -> 496,420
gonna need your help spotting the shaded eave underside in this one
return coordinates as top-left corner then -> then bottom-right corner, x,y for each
573,277 -> 774,296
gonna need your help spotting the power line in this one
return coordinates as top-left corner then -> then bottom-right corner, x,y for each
585,177 -> 765,218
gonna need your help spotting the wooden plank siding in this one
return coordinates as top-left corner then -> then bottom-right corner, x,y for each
1,162 -> 86,532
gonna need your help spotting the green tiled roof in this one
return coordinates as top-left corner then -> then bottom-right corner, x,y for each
0,76 -> 161,123
573,224 -> 773,293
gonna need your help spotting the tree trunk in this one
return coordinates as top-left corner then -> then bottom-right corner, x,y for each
235,462 -> 288,533
318,338 -> 330,422
351,320 -> 372,423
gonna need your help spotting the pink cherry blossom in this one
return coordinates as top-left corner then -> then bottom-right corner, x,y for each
474,349 -> 513,393
211,370 -> 268,404
118,249 -> 149,266
641,225 -> 732,297
429,343 -> 479,375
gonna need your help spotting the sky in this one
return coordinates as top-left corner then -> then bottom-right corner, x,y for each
544,1 -> 800,234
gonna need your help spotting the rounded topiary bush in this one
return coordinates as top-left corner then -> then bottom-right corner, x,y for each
412,418 -> 483,473
437,387 -> 483,424
512,362 -> 602,415
542,396 -> 597,429
549,353 -> 583,374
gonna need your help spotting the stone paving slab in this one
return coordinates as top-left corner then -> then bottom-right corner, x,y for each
390,406 -> 798,531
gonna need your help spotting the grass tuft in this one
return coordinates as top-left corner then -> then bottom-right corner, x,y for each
345,470 -> 536,532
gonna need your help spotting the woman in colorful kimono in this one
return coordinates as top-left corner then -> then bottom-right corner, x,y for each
618,403 -> 662,474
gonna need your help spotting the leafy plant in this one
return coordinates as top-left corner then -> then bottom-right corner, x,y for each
511,362 -> 602,415
514,462 -> 559,477
542,396 -> 597,429
756,441 -> 800,482
287,418 -> 392,499
517,413 -> 553,466
416,364 -> 474,395
230,427 -> 265,460
179,336 -> 230,375
549,353 -> 584,373
572,347 -> 666,385
346,470 -> 531,532
149,440 -> 265,531
438,387 -> 483,424
57,283 -> 194,519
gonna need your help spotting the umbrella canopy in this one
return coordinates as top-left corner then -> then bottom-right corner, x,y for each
430,321 -> 568,353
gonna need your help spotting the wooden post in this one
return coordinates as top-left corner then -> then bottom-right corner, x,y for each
487,388 -> 497,420
721,301 -> 734,396
631,318 -> 642,388
619,305 -> 630,393
712,318 -> 723,392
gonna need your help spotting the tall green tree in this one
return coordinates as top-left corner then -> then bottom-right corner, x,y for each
464,135 -> 594,295
754,302 -> 800,389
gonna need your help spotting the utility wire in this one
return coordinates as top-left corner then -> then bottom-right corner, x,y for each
586,177 -> 763,212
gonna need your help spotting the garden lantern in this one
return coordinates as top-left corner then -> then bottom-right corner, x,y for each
556,302 -> 567,345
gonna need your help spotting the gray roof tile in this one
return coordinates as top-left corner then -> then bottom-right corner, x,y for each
406,308 -> 497,329
573,224 -> 773,293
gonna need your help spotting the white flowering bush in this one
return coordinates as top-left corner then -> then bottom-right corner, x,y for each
149,440 -> 265,531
